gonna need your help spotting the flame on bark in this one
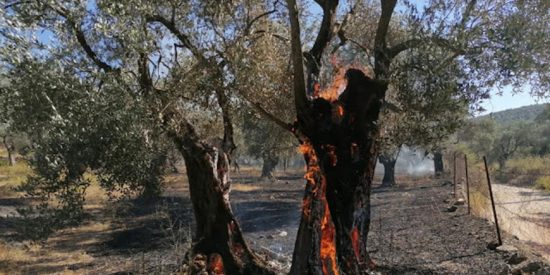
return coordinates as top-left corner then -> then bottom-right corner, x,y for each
208,253 -> 225,275
336,105 -> 344,117
321,201 -> 339,275
299,142 -> 339,274
350,226 -> 360,259
299,142 -> 319,219
316,60 -> 373,103
319,66 -> 347,102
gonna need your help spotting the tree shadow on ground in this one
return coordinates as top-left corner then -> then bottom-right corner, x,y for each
232,200 -> 300,233
100,195 -> 193,256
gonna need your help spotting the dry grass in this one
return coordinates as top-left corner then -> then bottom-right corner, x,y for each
0,241 -> 29,274
232,183 -> 262,192
468,190 -> 490,218
506,156 -> 550,175
0,162 -> 31,197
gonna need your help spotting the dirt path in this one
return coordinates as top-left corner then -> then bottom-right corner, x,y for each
480,184 -> 550,261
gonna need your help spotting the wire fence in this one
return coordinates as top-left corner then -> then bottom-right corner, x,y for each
364,153 -> 550,273
451,152 -> 550,260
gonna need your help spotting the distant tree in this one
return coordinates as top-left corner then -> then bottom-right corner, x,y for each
491,122 -> 531,169
242,113 -> 295,180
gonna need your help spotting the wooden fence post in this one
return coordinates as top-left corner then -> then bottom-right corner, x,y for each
464,155 -> 470,214
483,156 -> 502,246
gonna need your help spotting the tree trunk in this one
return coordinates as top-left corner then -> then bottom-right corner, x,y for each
379,157 -> 396,188
498,157 -> 507,170
290,70 -> 384,275
433,151 -> 444,177
261,153 -> 279,180
169,123 -> 274,275
2,136 -> 16,166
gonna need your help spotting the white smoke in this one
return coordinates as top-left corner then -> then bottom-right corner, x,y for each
375,146 -> 434,176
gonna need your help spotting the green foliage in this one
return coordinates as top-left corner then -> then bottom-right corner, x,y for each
2,58 -> 170,234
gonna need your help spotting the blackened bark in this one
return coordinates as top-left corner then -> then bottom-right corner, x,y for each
433,151 -> 444,177
261,153 -> 279,180
169,122 -> 274,275
290,70 -> 384,275
380,157 -> 396,188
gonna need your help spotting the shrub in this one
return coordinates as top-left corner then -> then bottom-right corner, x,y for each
534,176 -> 550,192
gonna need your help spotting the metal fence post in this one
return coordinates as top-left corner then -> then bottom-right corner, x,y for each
464,155 -> 470,215
453,152 -> 457,197
483,156 -> 502,246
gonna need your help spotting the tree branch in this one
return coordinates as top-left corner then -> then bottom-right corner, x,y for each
285,0 -> 308,115
374,0 -> 397,78
309,0 -> 339,63
146,14 -> 205,62
43,2 -> 117,72
240,93 -> 294,133
245,2 -> 279,35
388,37 -> 467,59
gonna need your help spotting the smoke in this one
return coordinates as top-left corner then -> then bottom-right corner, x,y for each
375,146 -> 434,176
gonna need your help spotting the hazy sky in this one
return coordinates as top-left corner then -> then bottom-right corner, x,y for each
479,87 -> 549,115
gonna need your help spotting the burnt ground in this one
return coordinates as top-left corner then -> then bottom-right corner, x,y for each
1,169 -> 549,274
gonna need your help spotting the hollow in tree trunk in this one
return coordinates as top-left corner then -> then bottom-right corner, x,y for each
433,151 -> 444,177
379,156 -> 397,188
169,122 -> 274,275
261,152 -> 279,180
290,70 -> 384,274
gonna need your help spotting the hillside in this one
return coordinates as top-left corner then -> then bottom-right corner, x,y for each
475,104 -> 549,124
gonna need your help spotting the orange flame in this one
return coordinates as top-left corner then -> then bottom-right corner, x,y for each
318,66 -> 348,102
317,56 -> 373,103
321,202 -> 339,275
298,141 -> 339,274
299,142 -> 320,218
351,227 -> 360,259
208,254 -> 225,275
336,105 -> 344,117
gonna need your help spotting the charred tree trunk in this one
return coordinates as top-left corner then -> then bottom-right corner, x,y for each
290,70 -> 385,275
433,151 -> 444,177
169,122 -> 274,275
379,157 -> 397,188
261,153 -> 279,180
285,0 -> 397,272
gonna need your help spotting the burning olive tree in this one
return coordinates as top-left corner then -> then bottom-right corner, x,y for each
275,0 -> 550,274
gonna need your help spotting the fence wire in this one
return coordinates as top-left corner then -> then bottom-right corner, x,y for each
451,152 -> 550,261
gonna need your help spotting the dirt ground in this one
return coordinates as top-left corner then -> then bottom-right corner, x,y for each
479,183 -> 550,261
0,167 -> 549,274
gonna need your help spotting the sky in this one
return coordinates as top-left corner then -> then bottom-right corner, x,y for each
479,87 -> 549,116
